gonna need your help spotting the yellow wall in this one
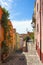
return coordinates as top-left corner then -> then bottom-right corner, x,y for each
13,29 -> 16,50
16,33 -> 20,50
0,6 -> 3,20
7,20 -> 13,53
0,7 -> 4,48
0,25 -> 4,48
0,6 -> 17,60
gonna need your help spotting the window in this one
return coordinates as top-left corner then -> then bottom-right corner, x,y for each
37,3 -> 38,12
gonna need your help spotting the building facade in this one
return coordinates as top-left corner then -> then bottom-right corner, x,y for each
0,6 -> 4,48
0,6 -> 4,61
0,6 -> 16,61
7,20 -> 14,54
13,29 -> 16,50
36,0 -> 43,63
16,33 -> 20,50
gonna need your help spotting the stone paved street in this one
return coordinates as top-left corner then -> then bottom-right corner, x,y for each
23,42 -> 43,65
0,42 -> 43,65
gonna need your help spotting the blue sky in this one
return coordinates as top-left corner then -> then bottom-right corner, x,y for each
9,0 -> 35,21
0,0 -> 35,34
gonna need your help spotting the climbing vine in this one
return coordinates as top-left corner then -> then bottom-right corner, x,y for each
1,7 -> 11,60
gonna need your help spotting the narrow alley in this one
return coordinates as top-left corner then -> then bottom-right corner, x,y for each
0,0 -> 43,65
0,42 -> 43,65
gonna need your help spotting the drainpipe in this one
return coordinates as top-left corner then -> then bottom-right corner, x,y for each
40,0 -> 41,60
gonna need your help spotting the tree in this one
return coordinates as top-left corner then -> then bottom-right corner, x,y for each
23,36 -> 30,42
23,36 -> 30,52
31,13 -> 36,28
29,32 -> 34,42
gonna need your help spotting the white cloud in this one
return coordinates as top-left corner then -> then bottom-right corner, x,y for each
0,0 -> 9,8
0,0 -> 4,6
4,2 -> 8,7
0,0 -> 17,13
0,0 -> 7,6
11,20 -> 33,34
8,0 -> 13,2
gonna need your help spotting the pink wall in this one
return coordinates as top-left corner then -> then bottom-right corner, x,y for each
36,0 -> 43,63
36,0 -> 40,49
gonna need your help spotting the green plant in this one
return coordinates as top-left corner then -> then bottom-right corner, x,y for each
23,36 -> 30,42
1,8 -> 9,39
1,8 -> 10,57
29,32 -> 34,42
1,41 -> 9,54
